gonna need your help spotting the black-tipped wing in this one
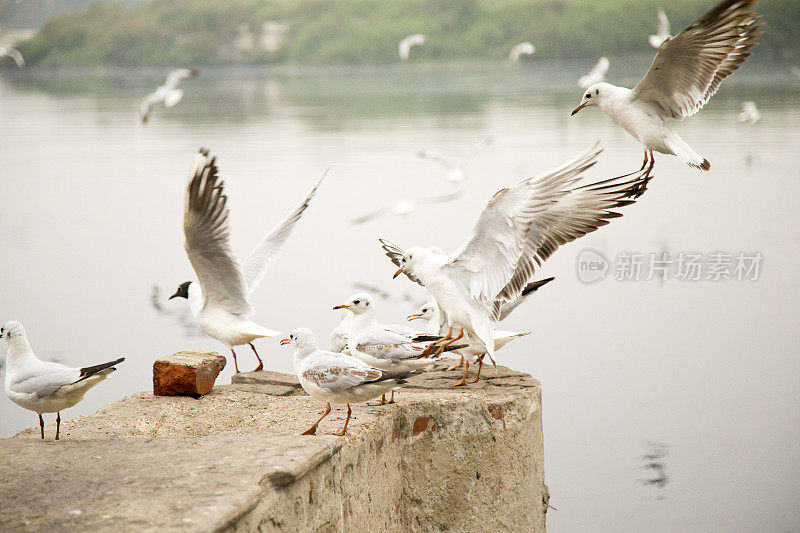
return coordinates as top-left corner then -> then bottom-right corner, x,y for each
75,357 -> 125,383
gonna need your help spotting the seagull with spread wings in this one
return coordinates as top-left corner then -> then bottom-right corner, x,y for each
417,138 -> 492,184
139,68 -> 198,123
350,189 -> 464,225
384,144 -> 652,363
571,0 -> 762,171
169,148 -> 324,373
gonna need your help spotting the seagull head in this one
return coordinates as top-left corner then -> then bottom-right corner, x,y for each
394,246 -> 430,279
407,301 -> 437,322
169,281 -> 192,300
572,83 -> 608,115
0,321 -> 24,343
333,293 -> 374,315
281,328 -> 317,352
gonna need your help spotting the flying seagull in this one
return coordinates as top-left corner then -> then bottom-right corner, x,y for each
578,56 -> 610,89
0,46 -> 25,67
399,34 -> 426,61
649,8 -> 672,49
571,0 -> 762,171
169,148 -> 324,373
139,68 -> 198,123
350,189 -> 464,225
2,321 -> 124,440
737,101 -> 760,124
509,42 -> 536,64
384,144 -> 652,363
417,137 -> 492,184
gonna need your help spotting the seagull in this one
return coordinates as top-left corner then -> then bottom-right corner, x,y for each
737,101 -> 760,124
571,0 -> 763,171
578,56 -> 610,89
150,284 -> 204,338
399,34 -> 426,61
333,293 -> 462,404
139,68 -> 198,123
649,8 -> 672,49
0,46 -> 25,67
169,148 -> 324,373
417,138 -> 492,184
509,42 -> 536,64
281,328 -> 417,436
350,189 -> 464,225
2,321 -> 124,440
384,144 -> 653,363
330,309 -> 354,353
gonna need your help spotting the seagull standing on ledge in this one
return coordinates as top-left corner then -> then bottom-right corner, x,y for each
399,34 -> 426,61
170,149 -> 324,373
571,0 -> 762,171
2,321 -> 124,440
282,328 -> 416,436
140,68 -> 198,123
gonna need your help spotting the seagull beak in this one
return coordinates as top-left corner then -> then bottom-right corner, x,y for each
333,304 -> 349,310
393,267 -> 404,279
571,102 -> 588,116
280,338 -> 291,345
168,291 -> 180,300
407,313 -> 423,321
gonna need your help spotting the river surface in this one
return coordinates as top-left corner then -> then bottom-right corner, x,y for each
1,62 -> 798,531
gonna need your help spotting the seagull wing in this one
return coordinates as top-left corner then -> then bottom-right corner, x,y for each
496,277 -> 555,321
8,364 -> 79,399
351,205 -> 391,225
2,47 -> 25,67
415,189 -> 465,205
242,172 -> 325,295
183,148 -> 253,316
417,149 -> 455,170
379,238 -> 424,286
657,8 -> 671,37
303,352 -> 383,392
165,68 -> 197,90
589,56 -> 610,79
632,0 -> 763,120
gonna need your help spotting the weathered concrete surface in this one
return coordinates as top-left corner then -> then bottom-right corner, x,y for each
0,363 -> 547,532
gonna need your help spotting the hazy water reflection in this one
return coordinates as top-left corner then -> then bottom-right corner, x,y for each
1,63 -> 798,532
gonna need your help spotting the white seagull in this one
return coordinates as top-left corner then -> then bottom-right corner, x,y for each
330,309 -> 354,353
509,42 -> 536,64
169,148 -> 324,373
139,68 -> 198,123
578,56 -> 610,89
417,137 -> 492,184
2,321 -> 124,440
385,144 -> 652,363
350,189 -> 464,225
737,101 -> 760,124
649,8 -> 672,49
571,0 -> 762,171
0,46 -> 25,67
282,328 -> 417,435
399,34 -> 426,61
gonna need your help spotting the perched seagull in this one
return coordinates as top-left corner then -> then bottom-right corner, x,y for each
170,148 -> 324,373
350,189 -> 464,225
2,321 -> 124,440
572,0 -> 762,171
384,144 -> 652,363
578,56 -> 610,89
737,101 -> 761,124
334,293 -> 461,403
649,8 -> 673,49
0,46 -> 25,67
417,138 -> 492,184
139,68 -> 198,123
509,42 -> 536,64
399,34 -> 426,61
282,328 -> 416,435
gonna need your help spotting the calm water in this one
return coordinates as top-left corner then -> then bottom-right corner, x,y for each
1,62 -> 798,532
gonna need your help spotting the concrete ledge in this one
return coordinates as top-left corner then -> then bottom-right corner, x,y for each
0,363 -> 547,532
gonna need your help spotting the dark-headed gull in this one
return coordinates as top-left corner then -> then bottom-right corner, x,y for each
140,68 -> 198,123
384,144 -> 652,364
571,0 -> 762,171
2,321 -> 124,440
282,328 -> 417,436
169,148 -> 324,373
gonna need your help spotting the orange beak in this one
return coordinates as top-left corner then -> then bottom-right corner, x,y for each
393,267 -> 404,279
280,338 -> 291,345
406,313 -> 423,321
332,304 -> 349,310
571,102 -> 588,116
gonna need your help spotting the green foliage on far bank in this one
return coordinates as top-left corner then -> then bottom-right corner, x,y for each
14,0 -> 800,67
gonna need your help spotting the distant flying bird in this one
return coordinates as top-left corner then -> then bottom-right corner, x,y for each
578,56 -> 610,88
399,34 -> 426,61
649,8 -> 673,48
0,46 -> 25,67
572,0 -> 763,171
737,101 -> 760,124
417,137 -> 493,184
350,189 -> 464,225
2,321 -> 124,440
139,68 -> 198,123
169,148 -> 324,373
508,42 -> 536,64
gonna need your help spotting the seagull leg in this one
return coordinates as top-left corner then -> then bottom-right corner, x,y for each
640,149 -> 648,170
248,342 -> 264,372
230,348 -> 240,374
422,327 -> 453,356
468,356 -> 484,383
434,328 -> 464,357
336,404 -> 352,436
387,390 -> 396,404
446,355 -> 465,371
39,414 -> 44,439
55,412 -> 61,440
302,403 -> 331,435
452,360 -> 470,387
367,394 -> 388,406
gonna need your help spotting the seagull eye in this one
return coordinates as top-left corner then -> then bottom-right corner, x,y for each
595,89 -> 599,95
290,335 -> 293,339
353,300 -> 360,305
586,93 -> 591,98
